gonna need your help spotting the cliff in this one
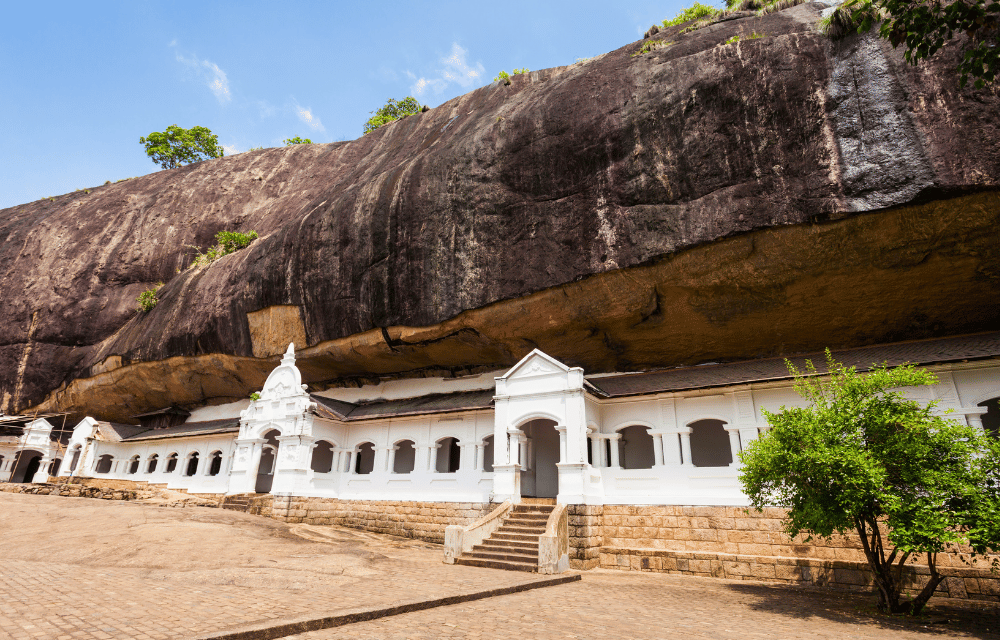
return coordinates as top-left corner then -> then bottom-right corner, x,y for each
2,2 -> 998,422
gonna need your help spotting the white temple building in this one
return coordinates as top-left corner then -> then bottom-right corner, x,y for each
35,332 -> 999,506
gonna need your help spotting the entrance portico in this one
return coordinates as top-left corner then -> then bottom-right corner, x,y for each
492,350 -> 605,505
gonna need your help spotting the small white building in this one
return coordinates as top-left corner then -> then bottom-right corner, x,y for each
54,334 -> 1000,506
0,415 -> 67,484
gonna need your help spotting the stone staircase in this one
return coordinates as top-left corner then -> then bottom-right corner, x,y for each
455,502 -> 555,572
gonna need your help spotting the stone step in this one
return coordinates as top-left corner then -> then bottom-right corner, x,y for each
455,557 -> 538,573
504,517 -> 549,527
465,549 -> 540,564
497,525 -> 547,535
492,532 -> 537,542
481,538 -> 539,551
508,512 -> 549,520
512,506 -> 554,514
472,544 -> 539,559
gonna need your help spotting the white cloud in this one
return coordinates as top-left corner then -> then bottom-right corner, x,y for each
174,50 -> 232,104
293,101 -> 325,132
409,43 -> 485,97
223,144 -> 241,155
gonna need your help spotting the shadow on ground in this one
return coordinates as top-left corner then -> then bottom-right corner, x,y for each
725,581 -> 1000,639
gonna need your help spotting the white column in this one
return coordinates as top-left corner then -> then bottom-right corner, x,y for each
726,428 -> 742,466
679,428 -> 693,466
968,414 -> 985,432
386,446 -> 398,473
427,444 -> 438,472
652,433 -> 665,467
608,434 -> 621,468
507,432 -> 520,467
556,426 -> 568,463
344,450 -> 355,473
476,444 -> 485,471
519,438 -> 529,470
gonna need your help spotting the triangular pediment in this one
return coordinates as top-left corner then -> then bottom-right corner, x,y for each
500,349 -> 571,380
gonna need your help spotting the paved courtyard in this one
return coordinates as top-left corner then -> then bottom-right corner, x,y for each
0,492 -> 997,640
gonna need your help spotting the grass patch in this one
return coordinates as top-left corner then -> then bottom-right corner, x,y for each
189,230 -> 259,268
662,2 -> 719,27
632,39 -> 676,56
136,283 -> 164,312
725,30 -> 767,43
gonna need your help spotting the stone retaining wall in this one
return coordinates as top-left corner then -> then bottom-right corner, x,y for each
595,505 -> 1000,602
599,547 -> 1000,602
269,496 -> 493,544
0,482 -> 137,500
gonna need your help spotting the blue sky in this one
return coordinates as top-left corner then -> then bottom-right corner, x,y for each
0,0 -> 707,210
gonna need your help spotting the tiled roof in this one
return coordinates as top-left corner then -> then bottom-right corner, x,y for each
120,419 -> 241,442
95,422 -> 150,442
588,332 -> 1000,398
311,389 -> 495,421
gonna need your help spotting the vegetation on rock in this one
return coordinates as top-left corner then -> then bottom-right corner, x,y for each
136,284 -> 164,312
832,0 -> 999,88
189,230 -> 259,268
633,40 -> 675,56
662,2 -> 719,27
284,137 -> 312,145
364,97 -> 422,134
494,68 -> 530,84
139,125 -> 224,170
740,351 -> 1000,615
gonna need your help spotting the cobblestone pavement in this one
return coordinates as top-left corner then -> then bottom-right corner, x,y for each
0,492 -> 552,640
2,492 -> 998,640
287,569 -> 1000,640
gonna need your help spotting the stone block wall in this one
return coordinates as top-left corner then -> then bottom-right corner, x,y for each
568,504 -> 604,569
0,482 -> 138,500
596,505 -> 1000,602
269,496 -> 493,544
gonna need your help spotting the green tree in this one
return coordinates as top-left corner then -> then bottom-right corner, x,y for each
139,125 -> 224,169
364,97 -> 422,134
740,352 -> 1000,615
841,0 -> 999,88
283,137 -> 312,145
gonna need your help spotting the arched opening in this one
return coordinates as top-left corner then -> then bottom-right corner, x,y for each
978,397 -> 999,437
617,425 -> 655,470
48,459 -> 61,476
482,435 -> 495,472
435,437 -> 461,473
311,440 -> 335,473
354,442 -> 375,474
208,451 -> 223,476
68,446 -> 82,472
95,454 -> 113,474
147,454 -> 159,473
128,456 -> 140,475
255,430 -> 280,493
184,452 -> 200,477
689,419 -> 733,467
11,450 -> 44,483
393,440 -> 416,474
165,452 -> 178,473
521,419 -> 559,499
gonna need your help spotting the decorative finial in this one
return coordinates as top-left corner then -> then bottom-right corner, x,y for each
281,343 -> 296,365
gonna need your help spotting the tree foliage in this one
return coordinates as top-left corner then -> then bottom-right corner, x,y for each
139,125 -> 224,169
363,97 -> 422,134
842,0 -> 999,88
740,351 -> 1000,614
283,137 -> 312,145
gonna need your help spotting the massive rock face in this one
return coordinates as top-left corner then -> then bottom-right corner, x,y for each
2,2 -> 998,423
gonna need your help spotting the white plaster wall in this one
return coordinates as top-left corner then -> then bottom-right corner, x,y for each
187,399 -> 251,422
313,371 -> 501,404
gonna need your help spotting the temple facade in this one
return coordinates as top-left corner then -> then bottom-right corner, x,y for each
44,334 -> 1000,507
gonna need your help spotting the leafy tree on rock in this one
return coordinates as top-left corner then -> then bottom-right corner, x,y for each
740,351 -> 1000,615
839,0 -> 999,88
283,137 -> 312,145
140,125 -> 224,169
363,97 -> 422,134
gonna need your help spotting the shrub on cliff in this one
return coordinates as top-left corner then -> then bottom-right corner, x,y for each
740,351 -> 1000,615
140,125 -> 224,169
364,97 -> 422,134
284,137 -> 312,145
189,230 -> 259,268
830,0 -> 998,89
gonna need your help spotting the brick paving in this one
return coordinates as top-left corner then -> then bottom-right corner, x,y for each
1,492 -> 998,640
287,570 -> 1000,640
